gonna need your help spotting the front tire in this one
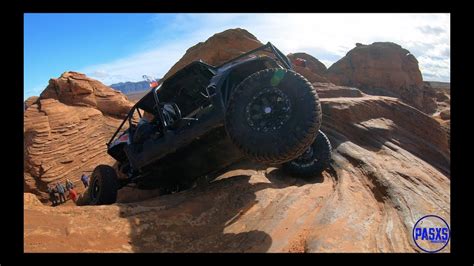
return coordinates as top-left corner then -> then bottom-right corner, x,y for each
282,130 -> 332,177
89,165 -> 118,205
225,68 -> 322,165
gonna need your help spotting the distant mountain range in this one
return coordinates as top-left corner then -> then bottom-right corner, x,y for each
425,81 -> 450,90
109,80 -> 154,94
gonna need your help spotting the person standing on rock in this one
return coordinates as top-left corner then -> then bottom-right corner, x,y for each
65,179 -> 74,190
68,187 -> 78,203
47,185 -> 58,206
56,182 -> 67,204
81,174 -> 89,188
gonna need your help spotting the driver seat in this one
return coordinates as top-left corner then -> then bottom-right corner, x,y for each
162,103 -> 182,129
133,118 -> 158,145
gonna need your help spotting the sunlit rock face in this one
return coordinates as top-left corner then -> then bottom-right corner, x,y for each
326,42 -> 437,114
24,72 -> 132,201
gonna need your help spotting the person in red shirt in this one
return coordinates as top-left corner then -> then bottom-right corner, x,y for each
68,188 -> 78,203
292,57 -> 307,67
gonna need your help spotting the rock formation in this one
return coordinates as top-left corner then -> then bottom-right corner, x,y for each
24,72 -> 132,201
326,42 -> 437,114
313,82 -> 363,98
440,109 -> 450,120
24,29 -> 450,253
24,87 -> 450,252
163,28 -> 263,79
24,96 -> 39,110
422,81 -> 450,139
24,192 -> 43,207
287,53 -> 329,83
40,71 -> 132,117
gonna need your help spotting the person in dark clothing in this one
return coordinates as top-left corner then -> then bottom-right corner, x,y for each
133,116 -> 157,144
81,174 -> 89,188
47,185 -> 58,206
65,179 -> 74,190
56,182 -> 67,203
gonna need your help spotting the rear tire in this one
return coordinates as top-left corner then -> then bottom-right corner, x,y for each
282,130 -> 332,177
89,164 -> 118,205
225,68 -> 322,164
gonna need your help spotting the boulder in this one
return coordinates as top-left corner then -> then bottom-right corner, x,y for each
163,28 -> 263,79
440,108 -> 451,120
287,53 -> 329,83
326,42 -> 437,114
24,96 -> 39,110
24,193 -> 44,207
40,71 -> 133,117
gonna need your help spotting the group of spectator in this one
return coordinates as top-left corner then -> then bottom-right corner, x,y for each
47,174 -> 89,206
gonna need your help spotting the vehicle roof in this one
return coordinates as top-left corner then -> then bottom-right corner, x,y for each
132,42 -> 290,114
134,88 -> 156,114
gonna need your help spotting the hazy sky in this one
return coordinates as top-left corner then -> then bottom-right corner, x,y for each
24,13 -> 450,99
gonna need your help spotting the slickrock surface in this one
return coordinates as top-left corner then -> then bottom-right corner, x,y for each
25,93 -> 450,253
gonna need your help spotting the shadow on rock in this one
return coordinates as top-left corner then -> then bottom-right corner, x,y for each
116,160 -> 325,252
118,174 -> 261,252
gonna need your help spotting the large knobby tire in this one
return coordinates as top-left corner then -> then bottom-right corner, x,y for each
225,68 -> 322,165
282,130 -> 332,177
88,164 -> 119,205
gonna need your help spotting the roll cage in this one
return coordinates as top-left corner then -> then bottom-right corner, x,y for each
215,42 -> 292,70
107,42 -> 293,148
107,85 -> 163,148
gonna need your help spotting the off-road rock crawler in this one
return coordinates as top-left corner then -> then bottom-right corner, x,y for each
89,42 -> 331,205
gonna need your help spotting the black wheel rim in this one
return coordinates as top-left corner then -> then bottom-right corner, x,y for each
245,87 -> 292,132
292,145 -> 318,167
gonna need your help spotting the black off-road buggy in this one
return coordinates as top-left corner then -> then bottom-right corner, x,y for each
88,42 -> 332,205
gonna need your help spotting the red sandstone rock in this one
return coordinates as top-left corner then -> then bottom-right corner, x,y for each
312,82 -> 364,98
40,71 -> 133,117
24,96 -> 39,110
24,94 -> 450,253
24,29 -> 450,253
24,73 -> 133,202
163,28 -> 263,79
287,53 -> 329,83
326,42 -> 437,114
